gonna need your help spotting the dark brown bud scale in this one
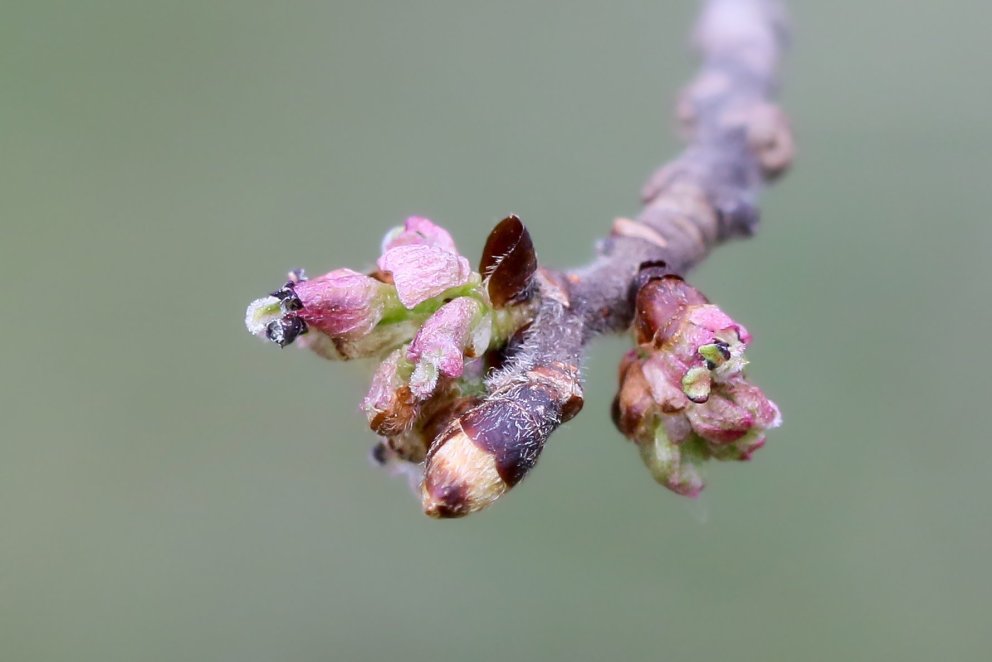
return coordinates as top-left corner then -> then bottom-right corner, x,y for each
479,215 -> 538,308
458,382 -> 561,486
420,361 -> 583,517
529,363 -> 584,423
419,394 -> 481,448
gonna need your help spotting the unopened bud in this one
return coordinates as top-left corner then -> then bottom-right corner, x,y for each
639,430 -> 705,498
362,348 -> 418,436
614,275 -> 782,496
381,216 -> 459,254
293,268 -> 394,338
421,423 -> 507,519
407,297 -> 492,399
686,380 -> 780,447
421,372 -> 574,518
377,245 -> 474,309
245,268 -> 400,355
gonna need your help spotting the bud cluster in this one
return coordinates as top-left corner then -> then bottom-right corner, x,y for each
613,273 -> 780,497
245,215 -> 542,512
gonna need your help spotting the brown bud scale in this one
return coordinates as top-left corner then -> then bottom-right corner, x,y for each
634,275 -> 708,346
479,215 -> 538,308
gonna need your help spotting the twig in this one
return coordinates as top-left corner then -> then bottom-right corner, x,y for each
429,0 -> 794,515
245,0 -> 794,518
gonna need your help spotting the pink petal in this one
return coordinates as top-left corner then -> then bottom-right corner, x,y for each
381,217 -> 458,254
377,245 -> 473,309
295,268 -> 387,338
688,305 -> 751,344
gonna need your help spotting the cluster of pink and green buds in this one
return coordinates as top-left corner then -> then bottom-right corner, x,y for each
245,216 -> 538,477
612,272 -> 781,497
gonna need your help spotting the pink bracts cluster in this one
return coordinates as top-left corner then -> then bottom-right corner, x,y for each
245,216 -> 781,515
245,216 -> 529,470
613,274 -> 780,497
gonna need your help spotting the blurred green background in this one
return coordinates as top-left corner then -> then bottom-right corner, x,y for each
2,1 -> 990,660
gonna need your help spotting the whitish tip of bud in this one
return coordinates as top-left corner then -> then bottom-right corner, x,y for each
245,296 -> 283,337
409,359 -> 441,400
421,427 -> 507,518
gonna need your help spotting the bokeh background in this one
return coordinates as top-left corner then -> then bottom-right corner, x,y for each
3,1 -> 990,660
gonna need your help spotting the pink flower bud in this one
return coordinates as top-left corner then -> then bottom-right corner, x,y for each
688,379 -> 780,451
688,305 -> 751,344
293,268 -> 392,339
381,216 -> 458,254
361,349 -> 418,436
377,245 -> 474,309
407,297 -> 492,399
613,275 -> 782,497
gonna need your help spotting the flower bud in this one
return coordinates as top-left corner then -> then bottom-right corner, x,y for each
377,245 -> 474,309
293,268 -> 393,339
407,297 -> 492,399
381,216 -> 458,254
421,423 -> 507,519
686,380 -> 780,448
613,276 -> 781,496
362,348 -> 418,436
421,372 -> 575,518
245,268 -> 398,354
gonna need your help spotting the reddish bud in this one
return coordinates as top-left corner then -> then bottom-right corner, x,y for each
614,353 -> 659,440
614,276 -> 781,496
634,275 -> 708,346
